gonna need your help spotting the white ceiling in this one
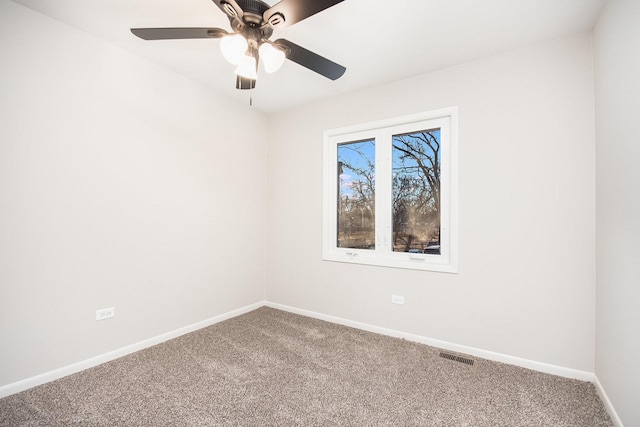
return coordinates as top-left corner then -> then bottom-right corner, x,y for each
11,0 -> 607,113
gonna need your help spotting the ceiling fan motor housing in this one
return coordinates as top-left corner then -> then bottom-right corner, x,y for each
224,0 -> 275,44
229,0 -> 269,25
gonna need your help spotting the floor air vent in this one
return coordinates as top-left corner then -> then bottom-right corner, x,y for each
439,352 -> 475,366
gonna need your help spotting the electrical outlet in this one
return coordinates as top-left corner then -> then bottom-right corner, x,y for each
96,307 -> 115,321
391,295 -> 405,305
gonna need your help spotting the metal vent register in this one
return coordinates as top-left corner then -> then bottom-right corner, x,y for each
439,352 -> 475,366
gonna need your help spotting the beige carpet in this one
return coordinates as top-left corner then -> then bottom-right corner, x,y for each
0,307 -> 612,426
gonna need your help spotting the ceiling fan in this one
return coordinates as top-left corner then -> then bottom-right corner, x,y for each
131,0 -> 347,90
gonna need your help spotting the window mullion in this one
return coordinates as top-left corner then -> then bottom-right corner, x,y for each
375,129 -> 392,255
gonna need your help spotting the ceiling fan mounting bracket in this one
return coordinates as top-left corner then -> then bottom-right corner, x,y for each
220,2 -> 240,18
225,0 -> 270,25
267,13 -> 285,28
206,29 -> 227,37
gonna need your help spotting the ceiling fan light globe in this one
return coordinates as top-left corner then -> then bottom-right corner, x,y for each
259,43 -> 286,73
234,55 -> 258,80
220,34 -> 248,65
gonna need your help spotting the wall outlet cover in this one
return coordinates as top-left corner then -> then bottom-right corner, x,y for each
391,295 -> 405,305
96,307 -> 115,320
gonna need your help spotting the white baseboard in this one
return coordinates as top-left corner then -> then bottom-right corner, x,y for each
3,299 -> 620,427
0,301 -> 265,399
265,301 -> 595,382
594,375 -> 624,427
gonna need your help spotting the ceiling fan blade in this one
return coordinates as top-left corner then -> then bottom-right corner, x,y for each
131,28 -> 228,40
275,39 -> 346,80
264,0 -> 344,28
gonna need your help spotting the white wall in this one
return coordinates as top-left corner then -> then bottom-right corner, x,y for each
0,0 -> 616,404
267,34 -> 596,372
594,0 -> 640,425
0,0 -> 267,388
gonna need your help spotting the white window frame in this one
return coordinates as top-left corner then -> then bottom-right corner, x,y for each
322,107 -> 458,273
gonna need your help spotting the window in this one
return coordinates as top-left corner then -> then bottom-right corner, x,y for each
323,108 -> 458,272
